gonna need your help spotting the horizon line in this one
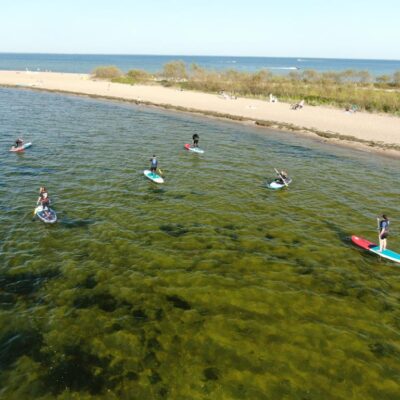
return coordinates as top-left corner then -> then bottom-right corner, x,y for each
0,51 -> 399,63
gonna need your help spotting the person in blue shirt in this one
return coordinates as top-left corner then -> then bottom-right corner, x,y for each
378,214 -> 389,252
150,155 -> 158,174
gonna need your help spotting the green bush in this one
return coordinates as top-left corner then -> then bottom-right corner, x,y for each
92,65 -> 122,79
111,76 -> 136,85
127,69 -> 152,82
162,61 -> 188,80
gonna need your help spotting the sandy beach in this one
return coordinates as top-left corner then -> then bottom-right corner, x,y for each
1,70 -> 399,153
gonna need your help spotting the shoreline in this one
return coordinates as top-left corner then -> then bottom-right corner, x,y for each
1,71 -> 400,157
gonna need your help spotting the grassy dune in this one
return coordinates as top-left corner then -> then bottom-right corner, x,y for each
93,63 -> 400,115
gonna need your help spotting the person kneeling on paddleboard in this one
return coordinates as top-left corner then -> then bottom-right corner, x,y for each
37,187 -> 51,217
275,170 -> 289,185
150,155 -> 158,173
378,214 -> 390,252
192,133 -> 199,148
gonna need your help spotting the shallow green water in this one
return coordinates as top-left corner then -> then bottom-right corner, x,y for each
1,88 -> 400,399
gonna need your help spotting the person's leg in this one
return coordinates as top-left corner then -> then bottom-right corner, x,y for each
383,238 -> 387,251
379,236 -> 383,251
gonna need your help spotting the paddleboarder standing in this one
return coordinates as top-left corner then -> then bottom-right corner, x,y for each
378,214 -> 390,252
192,133 -> 199,148
150,155 -> 158,173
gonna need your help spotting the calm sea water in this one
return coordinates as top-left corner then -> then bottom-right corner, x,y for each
1,88 -> 400,399
0,53 -> 399,76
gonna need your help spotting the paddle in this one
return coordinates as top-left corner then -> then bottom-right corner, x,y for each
274,168 -> 289,187
33,201 -> 40,216
157,168 -> 163,176
32,204 -> 40,221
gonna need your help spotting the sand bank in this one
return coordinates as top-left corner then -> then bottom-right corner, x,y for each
1,70 -> 399,154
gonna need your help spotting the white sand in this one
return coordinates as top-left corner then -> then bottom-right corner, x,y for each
1,71 -> 399,150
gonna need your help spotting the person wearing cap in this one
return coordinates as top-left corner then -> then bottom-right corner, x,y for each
378,214 -> 390,252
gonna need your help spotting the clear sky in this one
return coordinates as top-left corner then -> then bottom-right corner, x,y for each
1,0 -> 399,59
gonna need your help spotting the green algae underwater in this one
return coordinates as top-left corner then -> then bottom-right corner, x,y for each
1,88 -> 400,400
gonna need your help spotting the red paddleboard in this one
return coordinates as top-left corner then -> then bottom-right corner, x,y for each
351,235 -> 376,250
351,235 -> 400,264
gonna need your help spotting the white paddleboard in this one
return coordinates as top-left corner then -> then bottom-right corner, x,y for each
10,142 -> 32,152
184,143 -> 204,154
35,205 -> 57,224
267,177 -> 292,189
144,170 -> 164,183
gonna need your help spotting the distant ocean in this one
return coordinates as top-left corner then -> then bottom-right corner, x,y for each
0,53 -> 399,76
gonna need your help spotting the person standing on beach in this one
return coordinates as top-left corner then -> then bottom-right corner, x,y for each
192,133 -> 199,148
150,155 -> 158,174
378,214 -> 389,252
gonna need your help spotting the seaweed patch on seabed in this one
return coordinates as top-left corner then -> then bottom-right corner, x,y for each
0,269 -> 59,297
73,291 -> 119,312
160,223 -> 189,237
0,330 -> 43,370
166,294 -> 192,310
40,344 -> 118,395
145,186 -> 166,199
60,218 -> 96,229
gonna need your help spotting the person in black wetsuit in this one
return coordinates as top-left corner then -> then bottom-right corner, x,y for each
15,138 -> 24,148
192,133 -> 199,148
378,214 -> 390,252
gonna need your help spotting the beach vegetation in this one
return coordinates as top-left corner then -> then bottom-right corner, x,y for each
92,66 -> 122,79
111,69 -> 153,85
393,71 -> 400,86
162,61 -> 188,80
93,62 -> 400,115
127,69 -> 152,81
376,75 -> 391,85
